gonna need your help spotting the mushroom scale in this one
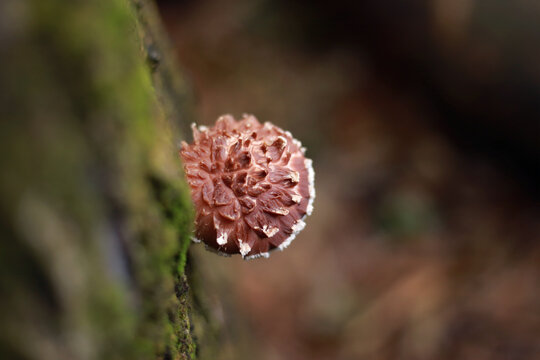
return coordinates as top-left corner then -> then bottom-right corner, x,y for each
180,114 -> 315,259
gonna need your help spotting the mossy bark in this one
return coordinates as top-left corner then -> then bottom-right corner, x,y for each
0,0 -> 200,359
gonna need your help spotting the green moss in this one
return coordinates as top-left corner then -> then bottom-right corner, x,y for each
1,0 -> 196,359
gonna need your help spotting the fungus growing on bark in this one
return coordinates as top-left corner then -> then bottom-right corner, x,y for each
180,114 -> 315,259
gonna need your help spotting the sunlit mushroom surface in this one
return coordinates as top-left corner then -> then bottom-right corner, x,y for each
180,115 -> 314,259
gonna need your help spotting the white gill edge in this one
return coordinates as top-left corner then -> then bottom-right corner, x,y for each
245,251 -> 270,260
216,231 -> 228,245
305,158 -> 315,216
238,239 -> 251,258
277,219 -> 306,251
277,156 -> 315,252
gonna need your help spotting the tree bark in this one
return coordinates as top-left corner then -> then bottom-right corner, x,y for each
0,0 -> 201,359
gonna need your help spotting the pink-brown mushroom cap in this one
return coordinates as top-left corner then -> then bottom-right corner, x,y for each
180,114 -> 315,259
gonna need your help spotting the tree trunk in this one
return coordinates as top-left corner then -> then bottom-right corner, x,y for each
0,0 -> 204,359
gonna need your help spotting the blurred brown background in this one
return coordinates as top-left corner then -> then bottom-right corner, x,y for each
157,1 -> 540,359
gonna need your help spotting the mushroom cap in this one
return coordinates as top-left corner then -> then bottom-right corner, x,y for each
180,114 -> 315,259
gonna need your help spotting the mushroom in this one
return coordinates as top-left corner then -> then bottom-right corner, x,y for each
180,114 -> 315,259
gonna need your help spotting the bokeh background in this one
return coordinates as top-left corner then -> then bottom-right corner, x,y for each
158,1 -> 540,359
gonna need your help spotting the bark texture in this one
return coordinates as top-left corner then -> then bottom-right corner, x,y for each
0,0 -> 202,359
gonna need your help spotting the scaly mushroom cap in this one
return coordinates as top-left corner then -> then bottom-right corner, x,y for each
180,114 -> 315,259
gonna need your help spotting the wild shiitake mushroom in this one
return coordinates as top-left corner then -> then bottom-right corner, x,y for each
180,114 -> 315,259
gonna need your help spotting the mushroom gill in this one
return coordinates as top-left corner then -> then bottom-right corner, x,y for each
180,114 -> 315,259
